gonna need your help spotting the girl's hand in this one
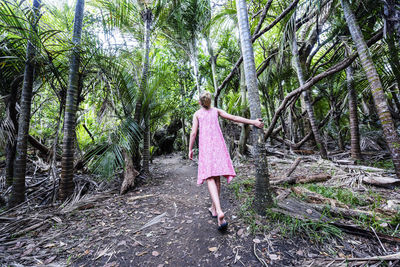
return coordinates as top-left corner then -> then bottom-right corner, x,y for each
253,118 -> 264,128
188,149 -> 193,160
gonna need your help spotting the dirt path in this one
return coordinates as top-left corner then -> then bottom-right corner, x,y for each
3,153 -> 395,266
71,154 -> 261,266
1,154 -> 263,266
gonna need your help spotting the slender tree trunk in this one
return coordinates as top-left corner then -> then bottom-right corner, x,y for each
180,83 -> 187,153
190,36 -> 201,94
344,46 -> 362,160
238,64 -> 249,155
142,117 -> 150,175
383,0 -> 400,47
206,36 -> 218,94
291,29 -> 328,159
383,2 -> 400,113
334,110 -> 344,151
342,0 -> 400,178
133,8 -> 152,125
236,0 -> 273,214
59,0 -> 85,201
8,0 -> 41,207
133,8 -> 152,170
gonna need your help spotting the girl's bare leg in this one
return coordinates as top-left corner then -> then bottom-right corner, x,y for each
207,176 -> 225,225
210,176 -> 221,216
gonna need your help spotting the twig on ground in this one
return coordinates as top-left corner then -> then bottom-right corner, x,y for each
370,226 -> 387,253
253,243 -> 268,266
332,252 -> 400,261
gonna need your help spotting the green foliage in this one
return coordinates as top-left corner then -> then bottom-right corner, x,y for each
229,176 -> 342,243
303,184 -> 369,207
228,176 -> 254,199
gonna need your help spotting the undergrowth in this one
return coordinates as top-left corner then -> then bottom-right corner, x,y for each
303,184 -> 369,207
230,178 -> 342,243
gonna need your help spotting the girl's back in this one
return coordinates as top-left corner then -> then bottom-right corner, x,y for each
195,107 -> 235,185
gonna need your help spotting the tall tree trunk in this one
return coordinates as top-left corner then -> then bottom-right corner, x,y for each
291,29 -> 328,159
341,0 -> 400,178
142,117 -> 150,175
238,64 -> 249,155
180,82 -> 187,153
190,36 -> 201,94
206,36 -> 218,94
383,0 -> 400,113
344,46 -> 362,160
383,0 -> 400,47
133,8 -> 152,170
59,0 -> 85,201
236,0 -> 273,214
8,0 -> 41,208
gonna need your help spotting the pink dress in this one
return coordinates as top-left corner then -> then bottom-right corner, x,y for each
196,107 -> 236,185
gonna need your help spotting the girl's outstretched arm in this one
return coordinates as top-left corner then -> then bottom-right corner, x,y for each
188,114 -> 199,160
217,109 -> 264,128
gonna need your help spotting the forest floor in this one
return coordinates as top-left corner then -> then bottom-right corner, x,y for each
1,152 -> 400,266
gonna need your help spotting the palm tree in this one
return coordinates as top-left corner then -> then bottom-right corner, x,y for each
343,44 -> 362,160
236,0 -> 273,214
383,0 -> 400,47
8,0 -> 42,208
238,64 -> 250,155
291,22 -> 328,159
162,0 -> 210,94
99,0 -> 167,174
341,0 -> 400,179
59,0 -> 85,201
133,1 -> 153,175
383,0 -> 400,112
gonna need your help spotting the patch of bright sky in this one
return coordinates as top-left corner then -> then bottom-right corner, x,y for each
42,0 -> 138,49
43,0 -> 75,8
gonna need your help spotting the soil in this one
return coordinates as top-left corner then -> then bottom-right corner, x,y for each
1,153 -> 399,266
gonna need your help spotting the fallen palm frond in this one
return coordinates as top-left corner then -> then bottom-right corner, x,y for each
133,212 -> 167,234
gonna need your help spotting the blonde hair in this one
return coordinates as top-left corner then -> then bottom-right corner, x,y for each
200,91 -> 212,109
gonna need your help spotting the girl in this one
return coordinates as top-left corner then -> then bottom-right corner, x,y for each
188,91 -> 263,231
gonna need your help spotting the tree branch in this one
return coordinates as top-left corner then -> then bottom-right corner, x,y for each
264,29 -> 383,139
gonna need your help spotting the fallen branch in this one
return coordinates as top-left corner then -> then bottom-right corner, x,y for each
275,198 -> 400,243
362,176 -> 400,187
271,173 -> 331,185
133,212 -> 167,234
332,252 -> 400,261
285,158 -> 301,177
264,29 -> 383,140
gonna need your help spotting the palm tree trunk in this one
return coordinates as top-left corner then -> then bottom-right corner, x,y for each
133,8 -> 152,170
180,82 -> 187,153
383,0 -> 400,113
134,8 -> 152,124
236,0 -> 273,214
291,30 -> 328,159
206,36 -> 218,94
383,0 -> 400,47
341,0 -> 400,179
8,0 -> 41,208
238,64 -> 249,155
59,0 -> 85,201
344,46 -> 362,160
190,36 -> 201,94
385,36 -> 400,113
142,116 -> 150,175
